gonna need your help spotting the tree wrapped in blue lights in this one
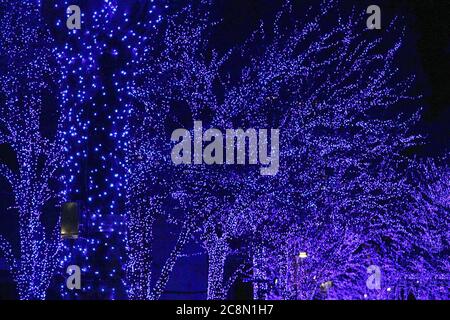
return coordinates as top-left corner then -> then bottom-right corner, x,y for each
262,158 -> 449,300
128,1 -> 261,299
0,0 -> 65,300
402,159 -> 449,299
53,0 -> 130,299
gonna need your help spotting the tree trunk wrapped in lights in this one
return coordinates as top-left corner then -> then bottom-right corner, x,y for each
205,235 -> 229,300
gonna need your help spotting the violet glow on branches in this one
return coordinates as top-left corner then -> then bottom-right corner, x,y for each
126,2 -> 199,300
0,1 -> 65,300
129,2 -> 240,300
0,0 -> 446,300
242,3 -> 448,298
130,0 -> 447,301
262,159 -> 449,300
402,159 -> 449,299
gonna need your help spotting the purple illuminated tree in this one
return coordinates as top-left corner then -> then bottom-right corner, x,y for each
131,0 -> 438,301
400,159 -> 449,299
0,1 -> 65,300
125,68 -> 194,299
